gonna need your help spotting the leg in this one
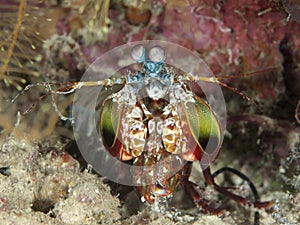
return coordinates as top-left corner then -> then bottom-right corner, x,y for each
181,164 -> 222,215
183,179 -> 223,215
203,166 -> 272,208
203,166 -> 273,225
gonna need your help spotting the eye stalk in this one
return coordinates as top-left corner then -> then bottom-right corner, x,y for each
144,61 -> 164,75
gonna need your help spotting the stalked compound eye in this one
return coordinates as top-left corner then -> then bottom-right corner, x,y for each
148,45 -> 166,63
131,44 -> 146,63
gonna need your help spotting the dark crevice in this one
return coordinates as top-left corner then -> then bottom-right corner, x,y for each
31,199 -> 55,214
0,166 -> 10,176
270,37 -> 300,121
279,36 -> 300,100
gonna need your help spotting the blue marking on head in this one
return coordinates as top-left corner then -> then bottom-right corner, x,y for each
130,45 -> 170,83
144,61 -> 164,74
